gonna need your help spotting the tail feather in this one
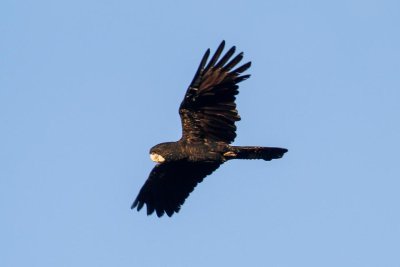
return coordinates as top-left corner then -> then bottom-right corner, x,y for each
226,146 -> 288,161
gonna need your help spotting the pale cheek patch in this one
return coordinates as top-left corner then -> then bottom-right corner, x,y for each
150,153 -> 165,163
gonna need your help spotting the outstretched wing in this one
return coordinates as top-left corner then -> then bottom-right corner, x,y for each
131,161 -> 221,217
179,40 -> 251,144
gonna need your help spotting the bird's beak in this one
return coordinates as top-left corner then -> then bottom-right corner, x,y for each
150,153 -> 165,163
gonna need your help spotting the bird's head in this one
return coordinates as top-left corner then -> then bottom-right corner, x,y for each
149,142 -> 175,163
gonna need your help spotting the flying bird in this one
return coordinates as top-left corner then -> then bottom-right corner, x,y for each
132,41 -> 288,217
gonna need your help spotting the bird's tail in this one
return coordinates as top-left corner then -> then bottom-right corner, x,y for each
225,146 -> 288,161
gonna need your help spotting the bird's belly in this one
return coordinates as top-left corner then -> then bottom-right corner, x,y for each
185,145 -> 225,163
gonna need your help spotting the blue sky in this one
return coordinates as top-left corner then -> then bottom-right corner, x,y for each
1,0 -> 400,266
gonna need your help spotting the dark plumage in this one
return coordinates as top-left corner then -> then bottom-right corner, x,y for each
132,41 -> 288,217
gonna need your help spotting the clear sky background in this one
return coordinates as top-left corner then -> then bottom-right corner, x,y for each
1,0 -> 400,266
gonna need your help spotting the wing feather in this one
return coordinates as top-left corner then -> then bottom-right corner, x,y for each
131,161 -> 221,217
224,52 -> 243,71
203,41 -> 226,74
214,46 -> 236,68
179,41 -> 251,144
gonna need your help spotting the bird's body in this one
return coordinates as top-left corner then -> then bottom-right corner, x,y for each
132,41 -> 288,217
150,141 -> 286,163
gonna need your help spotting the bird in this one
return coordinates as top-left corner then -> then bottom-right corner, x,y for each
131,41 -> 288,217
